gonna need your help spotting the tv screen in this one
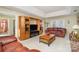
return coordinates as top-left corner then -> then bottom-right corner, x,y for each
30,25 -> 37,31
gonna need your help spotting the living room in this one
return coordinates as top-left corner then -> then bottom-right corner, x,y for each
0,6 -> 79,52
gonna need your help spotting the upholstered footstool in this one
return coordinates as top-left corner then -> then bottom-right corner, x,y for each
39,34 -> 55,46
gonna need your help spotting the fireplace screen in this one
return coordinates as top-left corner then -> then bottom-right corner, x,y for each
0,19 -> 8,33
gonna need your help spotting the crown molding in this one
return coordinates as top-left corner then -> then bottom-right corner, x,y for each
0,6 -> 79,18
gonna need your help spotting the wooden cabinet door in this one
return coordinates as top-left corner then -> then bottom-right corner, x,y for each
19,16 -> 27,40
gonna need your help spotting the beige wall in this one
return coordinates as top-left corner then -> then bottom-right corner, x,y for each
0,7 -> 43,38
0,7 -> 77,36
0,7 -> 27,37
44,15 -> 77,34
0,13 -> 15,36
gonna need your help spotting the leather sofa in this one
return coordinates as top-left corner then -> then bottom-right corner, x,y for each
45,28 -> 66,37
0,36 -> 40,52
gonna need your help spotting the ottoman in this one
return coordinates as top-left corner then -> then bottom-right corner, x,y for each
39,34 -> 55,46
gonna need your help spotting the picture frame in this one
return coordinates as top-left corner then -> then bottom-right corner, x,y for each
0,19 -> 8,33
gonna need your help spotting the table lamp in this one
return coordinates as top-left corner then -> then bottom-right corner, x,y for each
72,25 -> 79,40
72,25 -> 79,34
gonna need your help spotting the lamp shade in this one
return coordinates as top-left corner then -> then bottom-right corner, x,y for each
72,25 -> 79,29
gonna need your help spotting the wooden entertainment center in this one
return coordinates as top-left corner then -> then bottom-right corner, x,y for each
19,16 -> 42,40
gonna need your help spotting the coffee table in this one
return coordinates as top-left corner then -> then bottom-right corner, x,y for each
39,34 -> 55,46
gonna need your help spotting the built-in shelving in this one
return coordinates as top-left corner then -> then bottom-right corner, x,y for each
19,16 -> 42,40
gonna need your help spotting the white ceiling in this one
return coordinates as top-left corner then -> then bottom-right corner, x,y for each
34,6 -> 66,13
1,6 -> 79,18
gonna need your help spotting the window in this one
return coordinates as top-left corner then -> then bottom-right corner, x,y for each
53,20 -> 65,28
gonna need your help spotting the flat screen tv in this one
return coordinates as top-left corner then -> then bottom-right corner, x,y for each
30,24 -> 37,31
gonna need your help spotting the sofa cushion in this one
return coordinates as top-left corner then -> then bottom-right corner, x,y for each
13,47 -> 29,52
3,41 -> 23,52
0,36 -> 17,44
29,49 -> 40,52
70,40 -> 79,52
